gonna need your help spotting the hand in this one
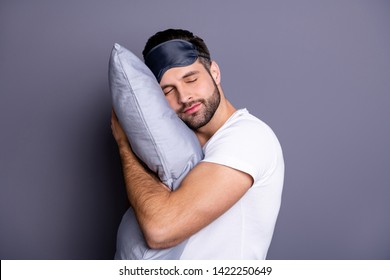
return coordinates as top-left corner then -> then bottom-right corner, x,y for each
111,109 -> 129,147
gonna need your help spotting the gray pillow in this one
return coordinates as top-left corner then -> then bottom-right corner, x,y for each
109,43 -> 203,259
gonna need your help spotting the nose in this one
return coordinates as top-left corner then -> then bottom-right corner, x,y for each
177,85 -> 193,104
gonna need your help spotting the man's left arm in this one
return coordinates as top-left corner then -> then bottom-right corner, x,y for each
111,111 -> 253,249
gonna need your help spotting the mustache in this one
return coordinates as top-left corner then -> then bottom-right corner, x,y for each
179,99 -> 205,114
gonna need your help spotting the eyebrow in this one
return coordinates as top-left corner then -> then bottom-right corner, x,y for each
182,70 -> 200,79
161,70 -> 200,90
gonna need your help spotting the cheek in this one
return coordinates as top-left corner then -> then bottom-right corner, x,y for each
198,84 -> 214,99
165,95 -> 180,112
198,77 -> 216,95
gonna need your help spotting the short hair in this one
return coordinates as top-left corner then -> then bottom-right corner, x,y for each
142,29 -> 211,69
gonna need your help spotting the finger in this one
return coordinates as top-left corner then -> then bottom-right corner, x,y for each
111,109 -> 116,120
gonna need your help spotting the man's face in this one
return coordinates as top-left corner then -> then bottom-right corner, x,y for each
159,60 -> 221,130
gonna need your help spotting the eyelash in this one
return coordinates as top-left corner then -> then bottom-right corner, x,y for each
164,88 -> 174,95
187,78 -> 197,83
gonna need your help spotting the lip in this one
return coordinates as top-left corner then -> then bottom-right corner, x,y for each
183,103 -> 201,114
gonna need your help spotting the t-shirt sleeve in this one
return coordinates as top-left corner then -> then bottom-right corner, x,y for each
201,118 -> 280,184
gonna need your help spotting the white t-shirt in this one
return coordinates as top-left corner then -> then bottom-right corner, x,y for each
179,109 -> 284,259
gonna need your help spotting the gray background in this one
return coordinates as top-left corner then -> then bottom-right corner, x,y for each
1,0 -> 389,260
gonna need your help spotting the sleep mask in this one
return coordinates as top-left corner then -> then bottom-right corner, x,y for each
144,39 -> 209,82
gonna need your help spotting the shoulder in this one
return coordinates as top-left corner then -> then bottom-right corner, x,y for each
202,109 -> 283,182
205,109 -> 281,153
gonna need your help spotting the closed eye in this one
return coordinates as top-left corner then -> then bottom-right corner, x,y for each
163,87 -> 174,95
186,78 -> 197,83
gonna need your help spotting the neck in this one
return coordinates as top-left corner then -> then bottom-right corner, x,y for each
195,95 -> 236,146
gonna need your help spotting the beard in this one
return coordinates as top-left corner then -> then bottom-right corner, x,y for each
178,82 -> 221,130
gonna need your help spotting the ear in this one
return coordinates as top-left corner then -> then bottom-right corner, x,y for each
209,61 -> 221,85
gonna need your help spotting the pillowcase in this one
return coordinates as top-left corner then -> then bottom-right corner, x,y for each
108,43 -> 203,259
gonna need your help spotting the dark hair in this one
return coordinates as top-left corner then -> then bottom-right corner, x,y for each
142,29 -> 211,69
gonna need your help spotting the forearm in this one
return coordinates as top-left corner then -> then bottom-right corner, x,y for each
118,141 -> 164,207
116,141 -> 252,251
117,141 -> 178,248
112,110 -> 191,248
